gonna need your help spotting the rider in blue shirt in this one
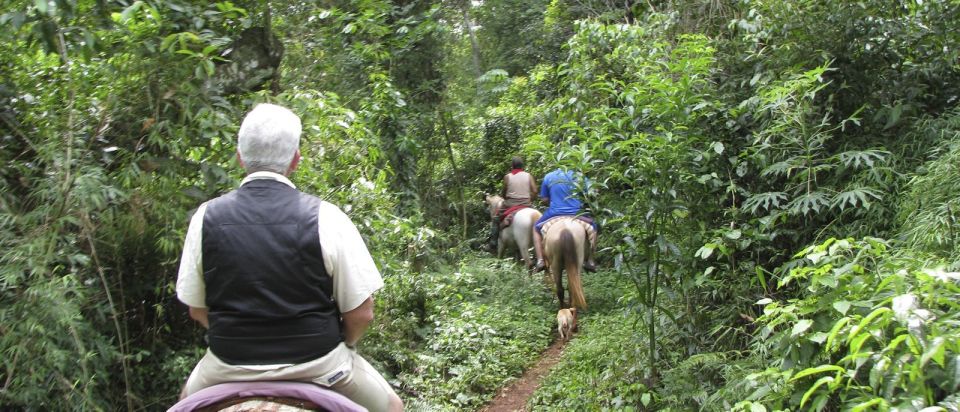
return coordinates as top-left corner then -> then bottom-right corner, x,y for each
532,168 -> 597,273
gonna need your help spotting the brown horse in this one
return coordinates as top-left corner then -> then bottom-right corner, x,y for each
542,217 -> 588,310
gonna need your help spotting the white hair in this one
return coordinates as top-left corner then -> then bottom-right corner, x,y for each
237,103 -> 302,174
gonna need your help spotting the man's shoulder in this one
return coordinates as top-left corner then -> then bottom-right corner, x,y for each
544,169 -> 564,182
203,190 -> 238,208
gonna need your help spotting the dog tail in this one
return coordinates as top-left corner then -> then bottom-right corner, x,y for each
561,228 -> 587,310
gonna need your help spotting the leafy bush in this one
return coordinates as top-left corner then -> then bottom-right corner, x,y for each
733,238 -> 960,410
365,255 -> 555,409
897,110 -> 960,267
528,313 -> 652,411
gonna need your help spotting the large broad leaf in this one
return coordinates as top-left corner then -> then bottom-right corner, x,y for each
761,160 -> 801,178
788,191 -> 831,216
792,319 -> 814,337
831,187 -> 882,211
836,150 -> 890,169
742,192 -> 787,214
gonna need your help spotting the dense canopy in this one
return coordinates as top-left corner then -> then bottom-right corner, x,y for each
1,0 -> 959,410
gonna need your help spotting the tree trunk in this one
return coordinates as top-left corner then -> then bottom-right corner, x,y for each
461,5 -> 482,77
440,109 -> 468,240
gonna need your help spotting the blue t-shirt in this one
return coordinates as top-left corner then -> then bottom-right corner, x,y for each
540,169 -> 583,215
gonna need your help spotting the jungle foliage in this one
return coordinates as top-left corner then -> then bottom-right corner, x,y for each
1,0 -> 959,410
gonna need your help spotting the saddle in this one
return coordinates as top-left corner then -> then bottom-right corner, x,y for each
168,381 -> 365,412
540,216 -> 597,238
499,205 -> 529,229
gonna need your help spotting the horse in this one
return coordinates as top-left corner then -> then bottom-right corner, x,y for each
542,217 -> 588,310
484,195 -> 542,269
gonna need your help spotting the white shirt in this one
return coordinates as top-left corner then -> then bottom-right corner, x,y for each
175,171 -> 384,313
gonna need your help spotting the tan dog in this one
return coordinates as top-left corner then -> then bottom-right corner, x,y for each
557,308 -> 577,341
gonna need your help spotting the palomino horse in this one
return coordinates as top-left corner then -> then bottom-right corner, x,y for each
484,195 -> 542,269
542,217 -> 588,310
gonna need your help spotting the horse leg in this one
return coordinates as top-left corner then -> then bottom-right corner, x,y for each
554,266 -> 566,308
496,231 -> 505,259
516,227 -> 532,269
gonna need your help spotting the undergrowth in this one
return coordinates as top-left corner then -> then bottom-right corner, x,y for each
365,254 -> 555,410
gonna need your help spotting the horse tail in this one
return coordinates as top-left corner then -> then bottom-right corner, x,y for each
561,228 -> 587,310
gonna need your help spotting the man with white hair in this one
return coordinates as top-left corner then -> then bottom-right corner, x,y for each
175,103 -> 403,411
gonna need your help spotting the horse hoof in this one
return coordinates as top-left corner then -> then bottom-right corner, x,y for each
533,262 -> 546,273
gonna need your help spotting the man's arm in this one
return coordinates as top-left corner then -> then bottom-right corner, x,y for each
529,175 -> 538,202
188,307 -> 209,329
177,203 -> 209,328
500,174 -> 509,198
341,297 -> 375,347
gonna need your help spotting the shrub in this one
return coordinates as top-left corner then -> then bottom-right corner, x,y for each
735,238 -> 960,410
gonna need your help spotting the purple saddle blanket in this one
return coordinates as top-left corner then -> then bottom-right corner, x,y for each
167,381 -> 367,412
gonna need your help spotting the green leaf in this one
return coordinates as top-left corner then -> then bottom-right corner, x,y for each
203,60 -> 215,77
695,244 -> 715,259
825,317 -> 850,352
756,266 -> 768,292
885,334 -> 910,352
833,300 -> 851,315
832,187 -> 882,211
851,398 -> 886,412
640,393 -> 651,406
120,1 -> 143,23
921,337 -> 946,368
800,376 -> 834,408
884,103 -> 903,130
869,357 -> 888,390
742,192 -> 787,214
791,365 -> 845,381
836,150 -> 889,169
160,33 -> 178,51
788,191 -> 831,216
848,307 -> 892,344
792,319 -> 813,337
809,332 -> 828,344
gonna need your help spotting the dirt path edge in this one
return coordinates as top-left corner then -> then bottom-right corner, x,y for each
478,338 -> 567,412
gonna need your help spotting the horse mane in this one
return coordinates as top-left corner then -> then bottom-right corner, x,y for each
485,195 -> 504,218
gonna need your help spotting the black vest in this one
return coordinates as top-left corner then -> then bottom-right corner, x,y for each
202,179 -> 341,365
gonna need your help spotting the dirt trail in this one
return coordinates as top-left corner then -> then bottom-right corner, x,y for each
478,338 -> 568,412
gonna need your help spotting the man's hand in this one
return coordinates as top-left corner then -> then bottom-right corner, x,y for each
341,297 -> 375,347
188,307 -> 209,329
